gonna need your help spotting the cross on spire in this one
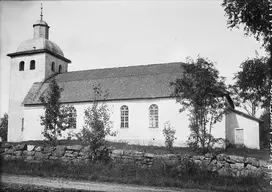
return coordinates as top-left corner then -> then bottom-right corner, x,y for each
40,2 -> 43,20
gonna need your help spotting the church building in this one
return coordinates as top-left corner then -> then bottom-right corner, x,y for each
6,12 -> 262,149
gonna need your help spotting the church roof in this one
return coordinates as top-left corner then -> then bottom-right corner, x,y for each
33,19 -> 49,26
16,38 -> 64,56
23,62 -> 184,105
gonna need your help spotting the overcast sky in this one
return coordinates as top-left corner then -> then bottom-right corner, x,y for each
0,0 -> 267,116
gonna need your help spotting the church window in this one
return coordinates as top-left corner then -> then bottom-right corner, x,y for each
120,105 -> 129,128
51,62 -> 55,72
30,60 -> 35,70
59,65 -> 62,73
68,106 -> 77,129
149,104 -> 158,128
19,61 -> 25,71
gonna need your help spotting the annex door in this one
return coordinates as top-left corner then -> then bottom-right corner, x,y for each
235,128 -> 244,145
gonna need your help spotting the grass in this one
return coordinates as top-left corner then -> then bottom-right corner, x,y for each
1,183 -> 100,192
2,139 -> 269,160
1,157 -> 270,192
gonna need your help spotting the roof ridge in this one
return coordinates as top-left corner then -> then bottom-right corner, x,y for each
62,62 -> 184,74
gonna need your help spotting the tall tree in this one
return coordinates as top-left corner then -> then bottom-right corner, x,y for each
229,56 -> 270,117
222,0 -> 272,79
171,57 -> 227,151
40,78 -> 76,145
222,0 -> 270,48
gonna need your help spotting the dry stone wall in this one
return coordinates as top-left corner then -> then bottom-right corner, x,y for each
1,143 -> 269,179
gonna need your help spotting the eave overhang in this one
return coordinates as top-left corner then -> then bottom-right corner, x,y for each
7,49 -> 71,63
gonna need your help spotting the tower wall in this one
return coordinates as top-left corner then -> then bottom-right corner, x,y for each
8,53 -> 47,142
34,25 -> 49,39
8,53 -> 69,142
45,54 -> 69,78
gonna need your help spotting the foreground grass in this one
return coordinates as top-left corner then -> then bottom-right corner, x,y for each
3,140 -> 269,160
1,158 -> 269,192
2,183 -> 99,192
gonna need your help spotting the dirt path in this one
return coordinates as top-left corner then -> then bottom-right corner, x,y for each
1,174 -> 214,192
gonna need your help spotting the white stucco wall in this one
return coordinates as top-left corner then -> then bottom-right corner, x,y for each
215,111 -> 260,149
234,113 -> 259,149
23,106 -> 45,141
45,54 -> 68,78
21,98 -> 260,149
22,98 -> 230,147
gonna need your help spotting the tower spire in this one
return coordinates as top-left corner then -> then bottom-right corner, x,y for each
33,2 -> 49,39
40,2 -> 43,20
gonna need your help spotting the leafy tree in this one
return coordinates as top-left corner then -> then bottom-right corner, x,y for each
171,57 -> 227,152
0,113 -> 8,142
222,0 -> 272,79
229,56 -> 270,117
222,0 -> 270,49
76,84 -> 116,162
40,78 -> 75,145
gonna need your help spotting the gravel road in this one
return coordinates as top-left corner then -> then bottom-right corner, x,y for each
1,174 -> 215,192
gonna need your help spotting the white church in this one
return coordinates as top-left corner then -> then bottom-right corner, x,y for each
7,13 -> 262,149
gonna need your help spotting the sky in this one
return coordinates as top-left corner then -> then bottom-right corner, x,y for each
0,0 -> 267,117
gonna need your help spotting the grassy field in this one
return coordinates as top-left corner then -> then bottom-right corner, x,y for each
1,157 -> 270,192
3,139 -> 269,160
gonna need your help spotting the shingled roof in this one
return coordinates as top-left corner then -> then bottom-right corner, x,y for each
23,62 -> 185,105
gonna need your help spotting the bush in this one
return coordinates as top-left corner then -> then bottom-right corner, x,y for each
162,122 -> 176,153
187,133 -> 226,155
0,113 -> 8,142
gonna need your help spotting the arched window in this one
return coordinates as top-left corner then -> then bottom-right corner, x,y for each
51,62 -> 55,72
149,104 -> 158,128
30,60 -> 35,70
68,106 -> 77,129
59,65 -> 62,73
120,105 -> 129,128
19,61 -> 25,71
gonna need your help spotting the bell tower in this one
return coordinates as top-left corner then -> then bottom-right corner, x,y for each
7,4 -> 71,141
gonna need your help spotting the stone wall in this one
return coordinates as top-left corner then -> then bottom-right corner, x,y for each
1,143 -> 269,179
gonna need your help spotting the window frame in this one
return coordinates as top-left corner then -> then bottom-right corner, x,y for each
51,62 -> 55,72
30,60 -> 35,70
149,104 -> 159,128
68,107 -> 77,129
120,105 -> 129,128
58,65 -> 62,73
19,61 -> 25,71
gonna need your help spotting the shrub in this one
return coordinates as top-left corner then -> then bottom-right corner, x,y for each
0,113 -> 8,142
162,121 -> 176,153
187,132 -> 226,155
